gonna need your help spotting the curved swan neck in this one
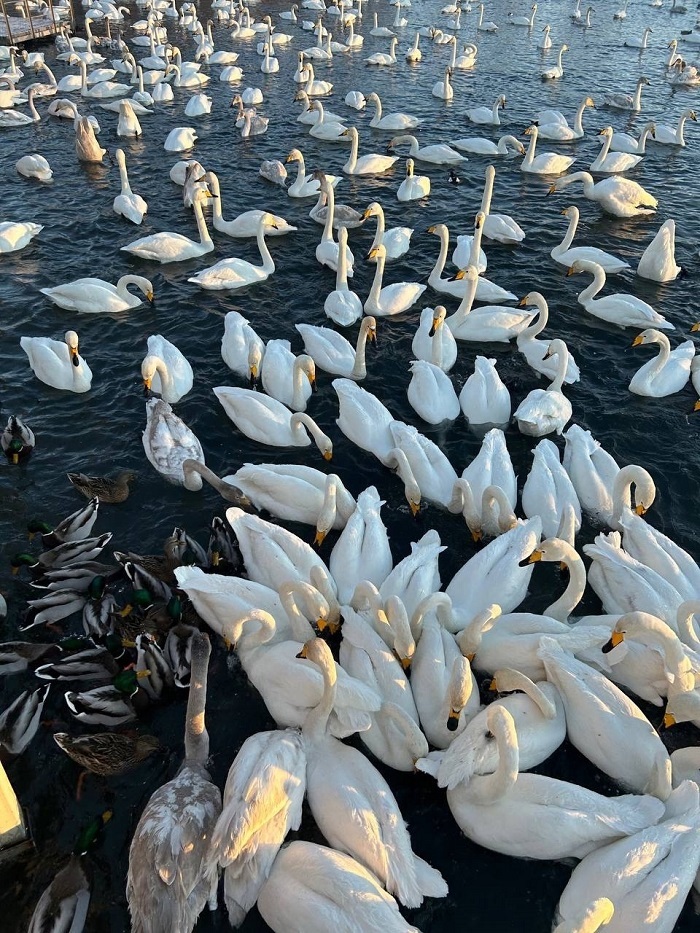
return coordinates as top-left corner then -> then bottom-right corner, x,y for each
483,485 -> 517,532
351,316 -> 374,379
183,459 -> 230,493
578,262 -> 605,304
279,580 -> 321,641
521,293 -> 548,339
411,592 -> 453,639
255,217 -> 275,273
522,126 -> 538,168
368,247 -> 386,303
192,196 -> 213,246
303,640 -> 337,742
290,412 -> 327,451
676,601 -> 700,649
345,127 -> 359,172
471,708 -> 518,802
205,171 -> 223,221
548,344 -> 569,392
612,463 -> 655,525
538,538 -> 587,621
184,633 -> 211,763
560,210 -> 578,252
430,225 -> 450,280
573,99 -> 589,135
369,203 -> 386,249
493,668 -> 557,718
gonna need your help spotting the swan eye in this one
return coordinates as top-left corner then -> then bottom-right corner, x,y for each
485,730 -> 494,740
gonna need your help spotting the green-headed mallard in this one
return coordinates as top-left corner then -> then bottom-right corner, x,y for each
2,415 -> 35,464
82,575 -> 117,638
118,560 -> 172,602
0,683 -> 50,754
33,561 -> 119,593
127,634 -> 221,931
11,533 -> 113,576
64,669 -> 149,725
0,641 -> 55,676
114,529 -> 189,586
28,497 -> 99,548
135,634 -> 174,699
35,646 -> 120,683
53,731 -> 161,776
27,811 -> 112,933
67,469 -> 137,504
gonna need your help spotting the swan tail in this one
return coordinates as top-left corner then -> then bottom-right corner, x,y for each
414,750 -> 444,779
597,792 -> 665,834
413,855 -> 449,900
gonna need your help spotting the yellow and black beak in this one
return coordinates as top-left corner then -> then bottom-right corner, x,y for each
518,296 -> 529,307
409,500 -> 420,517
70,345 -> 80,367
296,644 -> 309,659
471,529 -> 482,543
314,528 -> 327,547
662,711 -> 676,729
602,630 -> 624,653
322,449 -> 333,462
635,503 -> 647,516
632,335 -> 644,347
446,709 -> 460,732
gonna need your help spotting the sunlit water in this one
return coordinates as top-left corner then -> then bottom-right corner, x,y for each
1,0 -> 699,929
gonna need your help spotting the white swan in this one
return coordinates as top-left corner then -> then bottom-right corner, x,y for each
568,260 -> 673,329
514,339 -> 573,436
188,214 -> 277,291
221,311 -> 265,380
449,482 -> 517,541
603,76 -> 649,111
342,126 -> 399,174
366,91 -> 420,130
459,356 -> 511,425
605,122 -> 656,155
521,123 -> 575,174
322,228 -> 362,325
629,329 -> 694,397
122,191 -> 214,262
522,439 -> 581,539
378,529 -> 445,620
365,244 -> 426,316
590,127 -> 643,174
397,158 -> 430,201
257,841 -> 422,933
20,331 -> 92,393
563,424 -> 620,524
407,361 -> 460,424
466,93 -> 506,125
365,36 -> 398,65
260,340 -> 315,411
301,638 -> 447,908
226,464 -> 355,532
458,427 -> 517,515
446,518 -> 542,623
116,99 -> 141,137
141,334 -> 193,403
444,705 -> 665,859
142,397 -> 203,486
429,666 -> 565,785
112,148 -> 148,224
315,174 -> 355,275
478,164 -> 525,245
388,133 -> 465,166
40,274 -> 153,313
412,306 -> 457,371
285,147 -> 340,197
446,266 -> 533,342
510,3 -> 537,27
537,96 -> 595,141
214,387 -> 333,457
476,5 -> 498,31
308,101 -> 347,140
16,153 -> 52,182
556,782 -> 700,933
333,378 -> 396,465
411,593 -> 479,748
550,171 -> 658,217
637,219 -> 680,282
450,134 -> 523,156
362,201 -> 412,260
330,487 -> 392,602
538,636 -> 672,798
431,66 -> 454,101
551,206 -> 629,272
516,293 -> 581,382
205,171 -> 296,237
651,108 -> 696,146
387,421 -> 458,510
296,317 -> 376,379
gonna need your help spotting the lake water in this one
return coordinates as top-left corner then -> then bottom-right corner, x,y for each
1,0 -> 699,929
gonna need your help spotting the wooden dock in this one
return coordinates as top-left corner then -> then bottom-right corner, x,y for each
0,0 -> 71,45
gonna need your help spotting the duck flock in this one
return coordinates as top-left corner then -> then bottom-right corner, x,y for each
2,0 -> 700,929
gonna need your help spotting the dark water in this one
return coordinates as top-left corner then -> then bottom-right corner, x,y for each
1,0 -> 699,929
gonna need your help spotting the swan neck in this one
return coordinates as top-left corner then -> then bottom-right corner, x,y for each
303,645 -> 337,743
184,634 -> 211,763
549,346 -> 568,392
368,249 -> 386,303
472,713 -> 518,802
578,264 -> 605,304
523,127 -> 537,167
336,228 -> 348,286
118,157 -> 131,194
545,544 -> 586,621
193,197 -> 212,246
256,219 -> 275,273
370,204 -> 386,249
573,99 -> 587,135
351,319 -> 371,378
431,226 -> 449,280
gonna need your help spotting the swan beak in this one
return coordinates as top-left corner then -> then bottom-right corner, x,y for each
691,322 -> 700,332
314,528 -> 326,547
368,326 -> 377,344
427,225 -> 436,234
560,208 -> 569,217
610,630 -> 625,649
368,246 -> 380,260
693,399 -> 700,412
314,617 -> 329,633
449,269 -> 466,282
361,208 -> 372,221
146,291 -> 154,301
518,296 -> 529,307
632,335 -> 644,347
475,215 -> 483,229
471,529 -> 482,542
409,500 -> 421,517
70,346 -> 80,366
488,678 -> 498,691
429,317 -> 439,337
296,644 -> 309,659
285,153 -> 295,163
566,266 -> 576,277
662,711 -> 676,729
400,656 -> 412,671
547,184 -> 556,195
465,652 -> 475,662
522,549 -> 543,565
143,376 -> 152,392
635,503 -> 647,515
323,449 -> 333,461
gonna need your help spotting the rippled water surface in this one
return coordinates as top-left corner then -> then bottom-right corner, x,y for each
1,0 -> 700,929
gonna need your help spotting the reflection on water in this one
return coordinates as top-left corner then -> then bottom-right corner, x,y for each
1,0 -> 699,929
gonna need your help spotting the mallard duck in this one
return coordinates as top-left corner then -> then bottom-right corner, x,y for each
32,562 -> 119,593
0,683 -> 50,754
0,641 -> 55,676
53,731 -> 161,776
35,645 -> 119,683
67,469 -> 137,503
207,515 -> 245,573
28,811 -> 112,933
118,560 -> 173,604
64,670 -> 149,725
11,534 -> 113,575
164,622 -> 198,687
115,529 -> 188,584
82,575 -> 117,637
28,497 -> 99,548
20,590 -> 87,631
135,634 -> 174,699
2,415 -> 35,463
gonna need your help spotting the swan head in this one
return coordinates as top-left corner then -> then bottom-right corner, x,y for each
285,148 -> 303,164
474,211 -> 486,229
450,265 -> 479,283
457,604 -> 502,659
64,330 -> 81,366
368,243 -> 386,262
597,126 -> 613,138
428,306 -> 447,336
632,328 -> 663,349
542,338 -> 567,361
405,158 -> 415,176
362,201 -> 381,221
247,343 -> 263,387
